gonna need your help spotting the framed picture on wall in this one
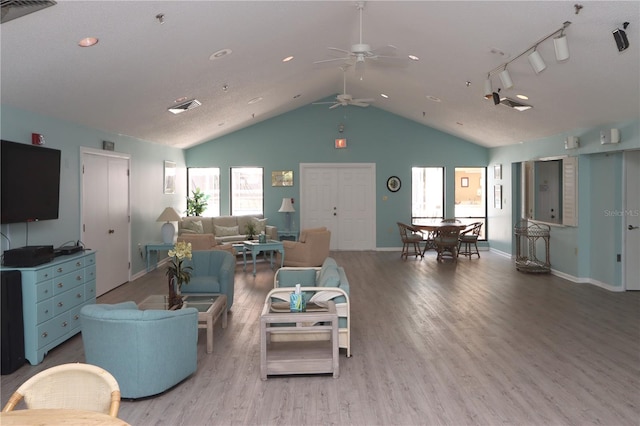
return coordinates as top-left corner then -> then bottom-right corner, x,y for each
164,161 -> 176,194
461,177 -> 469,187
494,184 -> 502,209
494,164 -> 502,180
272,170 -> 293,187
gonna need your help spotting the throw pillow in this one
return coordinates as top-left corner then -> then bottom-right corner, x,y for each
185,220 -> 204,234
252,217 -> 268,234
318,267 -> 340,287
214,225 -> 239,237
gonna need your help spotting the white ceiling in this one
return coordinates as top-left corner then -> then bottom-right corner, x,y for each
1,1 -> 638,149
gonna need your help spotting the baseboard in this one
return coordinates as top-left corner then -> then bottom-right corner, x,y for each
550,269 -> 623,292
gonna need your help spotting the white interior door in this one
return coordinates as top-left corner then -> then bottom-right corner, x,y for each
81,149 -> 131,296
300,163 -> 375,250
624,150 -> 640,290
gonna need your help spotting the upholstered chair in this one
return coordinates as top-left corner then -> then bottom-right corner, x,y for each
181,250 -> 235,310
281,227 -> 331,267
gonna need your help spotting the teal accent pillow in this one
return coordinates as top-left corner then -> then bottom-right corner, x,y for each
278,269 -> 316,287
321,257 -> 338,269
318,266 -> 340,287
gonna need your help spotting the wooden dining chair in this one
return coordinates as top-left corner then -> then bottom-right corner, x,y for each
458,222 -> 483,258
2,363 -> 121,417
397,222 -> 423,259
434,225 -> 462,262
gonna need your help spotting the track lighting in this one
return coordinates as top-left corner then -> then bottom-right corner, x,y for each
493,89 -> 501,105
484,21 -> 571,98
528,49 -> 547,73
554,33 -> 570,61
499,68 -> 513,89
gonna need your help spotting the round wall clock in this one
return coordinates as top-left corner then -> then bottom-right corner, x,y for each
386,176 -> 401,192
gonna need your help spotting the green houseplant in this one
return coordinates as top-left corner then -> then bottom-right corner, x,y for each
245,221 -> 257,240
186,188 -> 209,216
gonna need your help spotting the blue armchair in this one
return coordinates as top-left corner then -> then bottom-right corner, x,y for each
80,302 -> 198,399
181,250 -> 235,311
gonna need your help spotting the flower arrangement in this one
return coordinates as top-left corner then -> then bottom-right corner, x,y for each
166,241 -> 193,308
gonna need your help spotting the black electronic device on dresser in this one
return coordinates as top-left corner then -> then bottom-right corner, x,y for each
1,270 -> 25,374
3,245 -> 55,267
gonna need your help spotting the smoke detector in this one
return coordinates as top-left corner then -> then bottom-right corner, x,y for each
1,0 -> 57,24
167,99 -> 201,114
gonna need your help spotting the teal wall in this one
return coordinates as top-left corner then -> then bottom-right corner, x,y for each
489,119 -> 639,289
0,105 -> 186,276
186,103 -> 488,248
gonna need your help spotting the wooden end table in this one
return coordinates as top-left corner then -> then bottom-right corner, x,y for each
138,294 -> 227,354
260,288 -> 338,380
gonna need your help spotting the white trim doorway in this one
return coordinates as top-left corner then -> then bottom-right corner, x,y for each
299,163 -> 376,250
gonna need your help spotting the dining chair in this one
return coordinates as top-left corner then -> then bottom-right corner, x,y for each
397,222 -> 423,259
441,218 -> 461,223
434,225 -> 462,262
2,363 -> 121,417
458,222 -> 483,258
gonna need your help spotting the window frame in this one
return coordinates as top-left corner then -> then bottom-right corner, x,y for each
230,167 -> 264,216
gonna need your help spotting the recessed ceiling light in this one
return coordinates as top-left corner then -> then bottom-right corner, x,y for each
248,97 -> 263,105
78,37 -> 98,47
174,96 -> 188,103
408,54 -> 420,61
380,93 -> 389,98
516,94 -> 529,100
209,48 -> 232,60
426,95 -> 441,102
282,56 -> 294,62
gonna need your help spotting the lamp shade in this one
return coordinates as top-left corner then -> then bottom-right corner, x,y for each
528,50 -> 547,74
278,198 -> 295,213
483,78 -> 493,99
554,34 -> 569,61
499,69 -> 513,89
156,207 -> 181,222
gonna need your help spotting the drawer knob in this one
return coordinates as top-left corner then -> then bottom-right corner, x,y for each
76,293 -> 82,298
42,332 -> 48,338
57,267 -> 63,273
76,262 -> 82,267
62,321 -> 68,327
58,302 -> 64,307
45,309 -> 49,314
57,283 -> 64,288
76,275 -> 82,281
44,289 -> 49,294
74,315 -> 79,320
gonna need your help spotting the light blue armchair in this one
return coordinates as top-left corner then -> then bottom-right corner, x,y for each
80,302 -> 198,399
181,250 -> 235,311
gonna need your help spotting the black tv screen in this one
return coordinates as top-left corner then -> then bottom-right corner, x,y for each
1,140 -> 61,224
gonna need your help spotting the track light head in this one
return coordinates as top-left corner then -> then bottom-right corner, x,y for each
493,89 -> 501,105
554,34 -> 570,61
484,78 -> 493,99
528,49 -> 547,74
499,68 -> 513,89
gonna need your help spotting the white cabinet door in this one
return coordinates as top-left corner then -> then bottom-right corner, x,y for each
81,150 -> 130,296
624,150 -> 640,290
301,163 -> 375,250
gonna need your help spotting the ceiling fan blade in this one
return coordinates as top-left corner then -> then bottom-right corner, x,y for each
327,47 -> 354,55
370,44 -> 398,56
353,98 -> 375,104
312,101 -> 337,105
329,103 -> 343,110
313,57 -> 350,65
351,102 -> 371,108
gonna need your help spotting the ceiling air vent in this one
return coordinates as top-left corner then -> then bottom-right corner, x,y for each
168,99 -> 202,115
500,97 -> 533,112
1,0 -> 57,24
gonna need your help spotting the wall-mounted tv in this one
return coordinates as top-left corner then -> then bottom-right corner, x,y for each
1,140 -> 61,224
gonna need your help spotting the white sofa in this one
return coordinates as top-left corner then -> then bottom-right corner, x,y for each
178,215 -> 278,244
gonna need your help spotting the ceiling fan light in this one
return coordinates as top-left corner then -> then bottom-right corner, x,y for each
484,78 -> 493,99
554,35 -> 569,61
528,50 -> 547,74
499,69 -> 513,89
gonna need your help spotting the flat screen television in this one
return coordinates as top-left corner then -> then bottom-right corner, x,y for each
1,140 -> 61,224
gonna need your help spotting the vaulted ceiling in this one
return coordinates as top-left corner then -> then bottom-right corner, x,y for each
1,1 -> 638,149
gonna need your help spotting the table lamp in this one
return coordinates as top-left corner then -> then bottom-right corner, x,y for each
278,198 -> 295,231
156,207 -> 181,244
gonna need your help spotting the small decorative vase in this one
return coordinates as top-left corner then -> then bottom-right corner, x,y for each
168,275 -> 183,309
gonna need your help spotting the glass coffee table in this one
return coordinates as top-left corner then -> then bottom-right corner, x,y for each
138,294 -> 227,354
243,240 -> 285,276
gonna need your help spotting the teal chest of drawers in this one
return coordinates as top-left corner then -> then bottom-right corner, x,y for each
1,251 -> 96,365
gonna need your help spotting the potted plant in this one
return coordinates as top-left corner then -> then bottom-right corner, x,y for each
186,188 -> 209,216
166,241 -> 192,308
245,221 -> 257,240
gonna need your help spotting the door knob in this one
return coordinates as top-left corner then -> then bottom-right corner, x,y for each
629,225 -> 639,230
108,229 -> 115,234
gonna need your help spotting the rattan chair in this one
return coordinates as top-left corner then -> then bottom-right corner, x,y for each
397,222 -> 423,259
2,363 -> 120,417
458,222 -> 482,258
434,225 -> 462,262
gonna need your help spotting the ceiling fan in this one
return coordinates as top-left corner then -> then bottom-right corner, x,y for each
313,1 -> 404,78
313,66 -> 374,109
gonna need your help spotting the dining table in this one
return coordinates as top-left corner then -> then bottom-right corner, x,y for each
412,221 -> 468,256
0,408 -> 131,426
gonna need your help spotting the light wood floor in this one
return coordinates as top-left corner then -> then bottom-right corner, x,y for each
2,251 -> 639,425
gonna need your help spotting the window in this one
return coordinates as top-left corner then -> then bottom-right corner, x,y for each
187,168 -> 220,217
411,167 -> 444,224
230,167 -> 263,216
454,167 -> 486,239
